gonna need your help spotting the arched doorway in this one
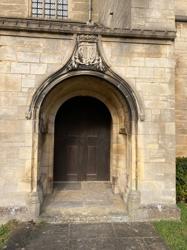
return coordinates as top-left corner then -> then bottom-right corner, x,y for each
54,96 -> 112,182
28,73 -> 144,218
37,75 -> 132,198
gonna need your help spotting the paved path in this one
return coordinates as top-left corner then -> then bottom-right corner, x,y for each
5,222 -> 169,250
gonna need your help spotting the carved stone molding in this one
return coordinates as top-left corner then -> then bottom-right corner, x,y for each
68,34 -> 106,72
0,17 -> 176,41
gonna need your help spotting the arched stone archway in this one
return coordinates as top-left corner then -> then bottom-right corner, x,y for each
28,74 -> 143,217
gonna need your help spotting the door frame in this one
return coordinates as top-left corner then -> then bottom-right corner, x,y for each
54,96 -> 112,182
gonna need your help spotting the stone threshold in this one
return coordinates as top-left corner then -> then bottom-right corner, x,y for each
0,17 -> 176,40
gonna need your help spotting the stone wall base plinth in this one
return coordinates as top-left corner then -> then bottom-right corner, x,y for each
129,204 -> 180,222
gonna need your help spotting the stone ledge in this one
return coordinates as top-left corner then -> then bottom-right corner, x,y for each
0,206 -> 32,224
129,204 -> 181,222
176,15 -> 187,23
0,17 -> 176,41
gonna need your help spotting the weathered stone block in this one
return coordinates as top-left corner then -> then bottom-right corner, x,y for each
0,74 -> 21,91
30,64 -> 47,75
40,54 -> 62,64
0,46 -> 16,61
17,52 -> 40,63
0,62 -> 10,73
11,62 -> 30,74
21,75 -> 36,88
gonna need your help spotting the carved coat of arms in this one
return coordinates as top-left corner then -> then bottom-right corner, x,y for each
69,35 -> 106,72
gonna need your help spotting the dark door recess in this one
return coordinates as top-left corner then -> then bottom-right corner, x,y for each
54,96 -> 111,182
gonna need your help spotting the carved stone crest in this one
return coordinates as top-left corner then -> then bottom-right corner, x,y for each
68,34 -> 106,72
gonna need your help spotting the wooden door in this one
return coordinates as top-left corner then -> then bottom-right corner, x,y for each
54,97 -> 111,182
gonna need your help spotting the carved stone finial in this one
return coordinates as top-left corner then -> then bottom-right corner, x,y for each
68,34 -> 106,72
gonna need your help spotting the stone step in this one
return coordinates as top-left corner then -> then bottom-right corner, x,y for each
39,212 -> 129,224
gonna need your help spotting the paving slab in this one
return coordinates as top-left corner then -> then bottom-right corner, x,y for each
4,222 -> 170,250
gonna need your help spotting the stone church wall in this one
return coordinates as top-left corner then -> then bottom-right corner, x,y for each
175,23 -> 187,157
0,32 -> 176,217
0,0 -> 181,222
0,0 -> 98,23
0,0 -> 29,18
175,1 -> 187,157
98,0 -> 131,29
0,34 -> 74,215
0,0 -> 176,31
131,0 -> 175,30
176,0 -> 187,16
102,38 -> 176,205
98,0 -> 175,30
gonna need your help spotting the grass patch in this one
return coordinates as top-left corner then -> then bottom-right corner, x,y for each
0,221 -> 18,250
154,203 -> 187,250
